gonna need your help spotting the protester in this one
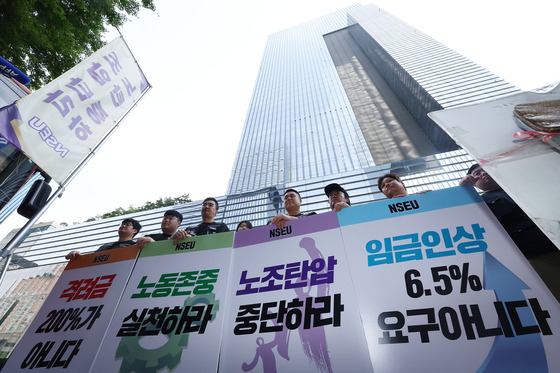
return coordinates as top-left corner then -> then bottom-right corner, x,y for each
460,163 -> 560,301
236,220 -> 253,231
324,183 -> 351,212
377,173 -> 408,199
378,173 -> 431,199
136,210 -> 183,249
268,189 -> 316,228
65,218 -> 142,260
172,197 -> 229,244
459,164 -> 558,258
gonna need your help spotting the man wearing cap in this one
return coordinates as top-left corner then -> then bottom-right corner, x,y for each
172,197 -> 229,244
136,210 -> 183,249
324,183 -> 351,212
269,189 -> 316,229
65,218 -> 142,260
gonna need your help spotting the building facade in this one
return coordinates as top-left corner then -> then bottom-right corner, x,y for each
226,4 -> 517,195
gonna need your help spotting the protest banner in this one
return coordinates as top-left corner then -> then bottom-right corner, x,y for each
3,245 -> 140,372
220,212 -> 373,373
338,186 -> 560,372
5,188 -> 559,372
90,233 -> 233,373
0,37 -> 150,183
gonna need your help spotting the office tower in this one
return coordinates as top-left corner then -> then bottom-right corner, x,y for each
227,4 -> 517,195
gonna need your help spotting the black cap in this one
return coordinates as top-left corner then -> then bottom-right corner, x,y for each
324,183 -> 349,199
467,163 -> 481,175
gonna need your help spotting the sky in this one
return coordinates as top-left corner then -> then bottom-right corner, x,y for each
1,0 -> 559,238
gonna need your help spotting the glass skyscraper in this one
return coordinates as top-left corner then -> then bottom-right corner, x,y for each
228,4 -> 374,194
227,4 -> 517,194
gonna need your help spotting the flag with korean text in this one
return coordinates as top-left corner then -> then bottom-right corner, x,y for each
0,37 -> 149,183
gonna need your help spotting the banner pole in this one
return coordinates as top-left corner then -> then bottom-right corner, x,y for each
0,86 -> 151,285
0,253 -> 12,284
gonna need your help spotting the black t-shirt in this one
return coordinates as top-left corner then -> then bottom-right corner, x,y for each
145,233 -> 173,241
96,240 -> 135,252
266,211 -> 316,225
292,212 -> 317,218
188,222 -> 230,235
482,189 -> 533,234
482,189 -> 556,258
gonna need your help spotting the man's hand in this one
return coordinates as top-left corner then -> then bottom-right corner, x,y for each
136,237 -> 155,249
269,214 -> 297,229
65,251 -> 81,260
414,189 -> 432,195
171,230 -> 192,245
459,174 -> 479,187
332,202 -> 350,212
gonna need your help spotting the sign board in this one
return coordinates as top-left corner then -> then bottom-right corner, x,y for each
91,233 -> 233,373
220,212 -> 373,373
338,187 -> 560,372
3,245 -> 140,372
6,188 -> 560,372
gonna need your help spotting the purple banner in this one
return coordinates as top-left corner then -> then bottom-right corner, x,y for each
234,211 -> 339,248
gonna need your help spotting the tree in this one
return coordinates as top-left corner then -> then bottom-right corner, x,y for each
0,0 -> 156,89
85,194 -> 192,222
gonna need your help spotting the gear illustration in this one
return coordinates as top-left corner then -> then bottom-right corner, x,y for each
115,292 -> 220,373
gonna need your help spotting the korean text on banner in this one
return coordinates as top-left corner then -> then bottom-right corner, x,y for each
90,233 -> 234,373
0,37 -> 149,183
338,187 -> 560,373
3,245 -> 140,372
221,213 -> 374,373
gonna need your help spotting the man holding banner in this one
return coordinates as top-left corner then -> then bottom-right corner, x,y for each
460,163 -> 560,300
136,209 -> 183,249
268,188 -> 316,228
460,164 -> 557,257
65,218 -> 141,259
172,197 -> 229,243
324,182 -> 351,211
378,173 -> 409,199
